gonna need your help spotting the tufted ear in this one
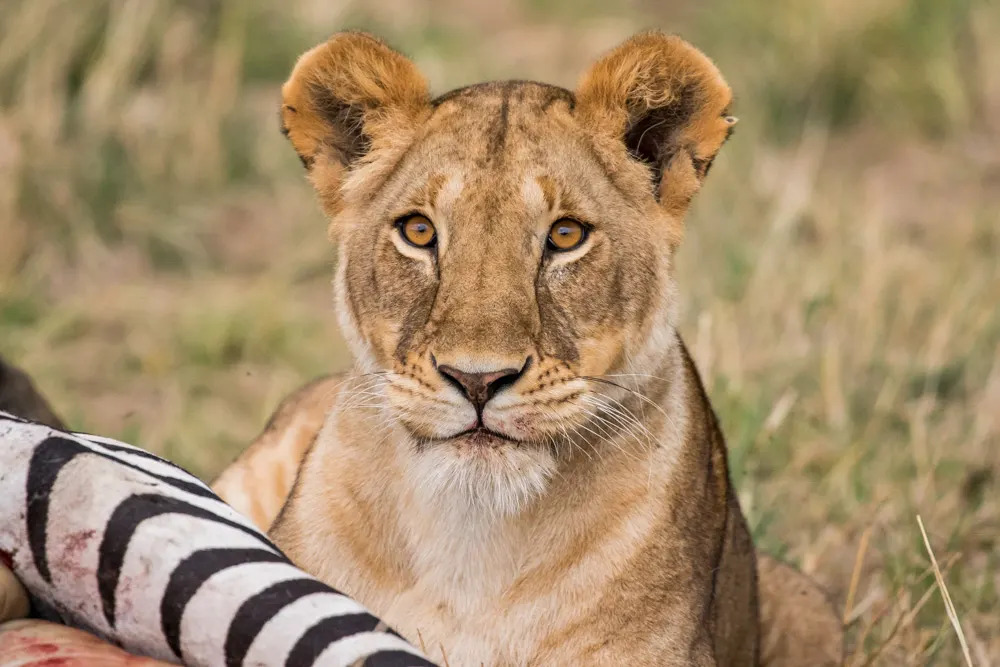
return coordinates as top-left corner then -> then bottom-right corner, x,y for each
575,32 -> 736,218
280,32 -> 430,215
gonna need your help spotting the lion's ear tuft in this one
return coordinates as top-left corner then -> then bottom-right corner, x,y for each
280,32 -> 430,213
575,32 -> 734,217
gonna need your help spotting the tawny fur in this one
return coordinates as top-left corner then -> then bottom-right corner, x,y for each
758,557 -> 844,667
211,31 -> 845,666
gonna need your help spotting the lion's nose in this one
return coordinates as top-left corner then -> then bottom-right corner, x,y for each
436,360 -> 528,412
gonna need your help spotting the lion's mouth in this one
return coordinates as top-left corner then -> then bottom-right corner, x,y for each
418,425 -> 523,448
456,426 -> 521,446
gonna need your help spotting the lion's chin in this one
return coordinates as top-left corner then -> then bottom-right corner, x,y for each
405,434 -> 557,518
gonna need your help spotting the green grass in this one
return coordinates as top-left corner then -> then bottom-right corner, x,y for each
1,0 -> 998,662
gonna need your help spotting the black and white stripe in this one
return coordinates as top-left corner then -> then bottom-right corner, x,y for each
0,411 -> 435,667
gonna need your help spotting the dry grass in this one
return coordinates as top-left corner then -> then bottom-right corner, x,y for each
1,0 -> 998,662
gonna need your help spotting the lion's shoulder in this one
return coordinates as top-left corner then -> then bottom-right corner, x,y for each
212,373 -> 344,530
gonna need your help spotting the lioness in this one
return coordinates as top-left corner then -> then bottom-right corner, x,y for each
212,31 -> 843,666
0,28 -> 843,667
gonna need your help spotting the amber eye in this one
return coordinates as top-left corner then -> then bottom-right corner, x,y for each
397,215 -> 437,248
547,219 -> 587,251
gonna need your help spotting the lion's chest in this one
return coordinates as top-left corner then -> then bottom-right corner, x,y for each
305,519 -> 615,666
363,576 -> 586,667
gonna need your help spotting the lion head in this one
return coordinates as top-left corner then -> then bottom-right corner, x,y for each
280,31 -> 734,513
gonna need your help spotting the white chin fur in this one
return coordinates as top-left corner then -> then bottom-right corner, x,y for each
406,442 -> 556,519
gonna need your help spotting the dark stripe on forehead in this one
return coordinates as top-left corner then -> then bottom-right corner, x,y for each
489,85 -> 512,155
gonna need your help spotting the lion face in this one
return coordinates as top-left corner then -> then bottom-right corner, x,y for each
281,32 -> 734,511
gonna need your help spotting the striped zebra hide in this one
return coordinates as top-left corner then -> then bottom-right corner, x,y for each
0,411 -> 435,667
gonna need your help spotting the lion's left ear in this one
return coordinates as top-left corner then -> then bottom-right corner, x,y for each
575,32 -> 736,218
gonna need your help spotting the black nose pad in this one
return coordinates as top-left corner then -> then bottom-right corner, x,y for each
436,359 -> 529,412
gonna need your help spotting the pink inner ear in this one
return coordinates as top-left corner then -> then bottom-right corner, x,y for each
0,620 -> 172,666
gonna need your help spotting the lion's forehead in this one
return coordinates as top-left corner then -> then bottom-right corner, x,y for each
358,88 -> 644,237
410,83 -> 585,177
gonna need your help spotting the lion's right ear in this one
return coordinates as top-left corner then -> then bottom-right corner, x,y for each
575,32 -> 735,222
281,32 -> 429,214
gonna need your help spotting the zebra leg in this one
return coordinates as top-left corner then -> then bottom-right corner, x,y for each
0,411 -> 435,667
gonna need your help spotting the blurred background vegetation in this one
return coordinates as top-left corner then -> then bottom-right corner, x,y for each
1,0 -> 998,662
